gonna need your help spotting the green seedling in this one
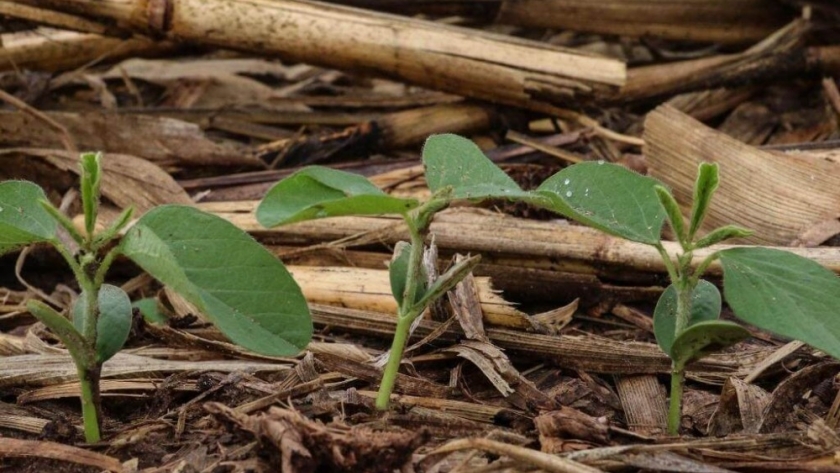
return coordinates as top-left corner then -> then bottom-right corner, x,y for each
257,134 -> 537,410
257,133 -> 840,434
0,153 -> 312,442
528,160 -> 840,435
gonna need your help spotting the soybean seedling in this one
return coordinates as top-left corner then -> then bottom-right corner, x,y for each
526,160 -> 840,435
0,153 -> 312,442
256,134 -> 539,410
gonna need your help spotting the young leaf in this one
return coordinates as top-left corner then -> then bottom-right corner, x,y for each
653,280 -> 722,357
80,152 -> 102,238
122,205 -> 312,356
256,166 -> 419,227
654,185 -> 687,246
693,225 -> 753,249
389,242 -> 427,307
531,162 -> 665,245
670,320 -> 750,370
720,247 -> 840,359
73,285 -> 132,363
688,162 -> 719,241
0,181 -> 57,255
423,134 -> 528,200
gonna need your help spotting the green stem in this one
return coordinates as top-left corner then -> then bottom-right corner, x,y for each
376,314 -> 414,410
93,247 -> 120,289
51,241 -> 87,293
655,243 -> 679,284
668,248 -> 695,435
377,214 -> 428,411
80,274 -> 99,342
77,363 -> 102,442
375,197 -> 451,411
690,251 -> 719,287
667,361 -> 685,435
400,218 -> 426,312
673,277 -> 693,336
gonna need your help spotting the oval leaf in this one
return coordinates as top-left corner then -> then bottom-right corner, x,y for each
256,166 -> 419,227
71,285 -> 132,362
720,247 -> 840,359
122,205 -> 312,356
94,285 -> 132,363
531,162 -> 665,245
423,134 -> 528,200
671,320 -> 750,370
389,242 -> 427,307
0,181 -> 57,255
653,280 -> 722,357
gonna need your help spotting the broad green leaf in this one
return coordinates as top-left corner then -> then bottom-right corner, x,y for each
133,298 -> 168,325
389,242 -> 427,308
0,181 -> 57,255
422,134 -> 529,200
720,247 -> 840,359
72,285 -> 133,362
256,166 -> 419,227
654,185 -> 686,246
653,281 -> 722,357
688,162 -> 719,240
122,205 -> 312,356
693,225 -> 753,249
671,320 -> 750,370
531,162 -> 665,245
80,152 -> 102,238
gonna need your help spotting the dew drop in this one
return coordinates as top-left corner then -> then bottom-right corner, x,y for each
597,160 -> 605,165
564,178 -> 570,185
566,191 -> 572,197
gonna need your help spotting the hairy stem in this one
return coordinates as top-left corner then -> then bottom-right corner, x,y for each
77,363 -> 102,442
80,274 -> 99,342
94,247 -> 120,289
667,361 -> 685,435
673,277 -> 693,336
690,251 -> 719,287
655,243 -> 679,284
667,248 -> 695,435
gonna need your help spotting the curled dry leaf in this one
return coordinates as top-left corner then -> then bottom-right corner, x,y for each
758,362 -> 840,434
708,377 -> 770,436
